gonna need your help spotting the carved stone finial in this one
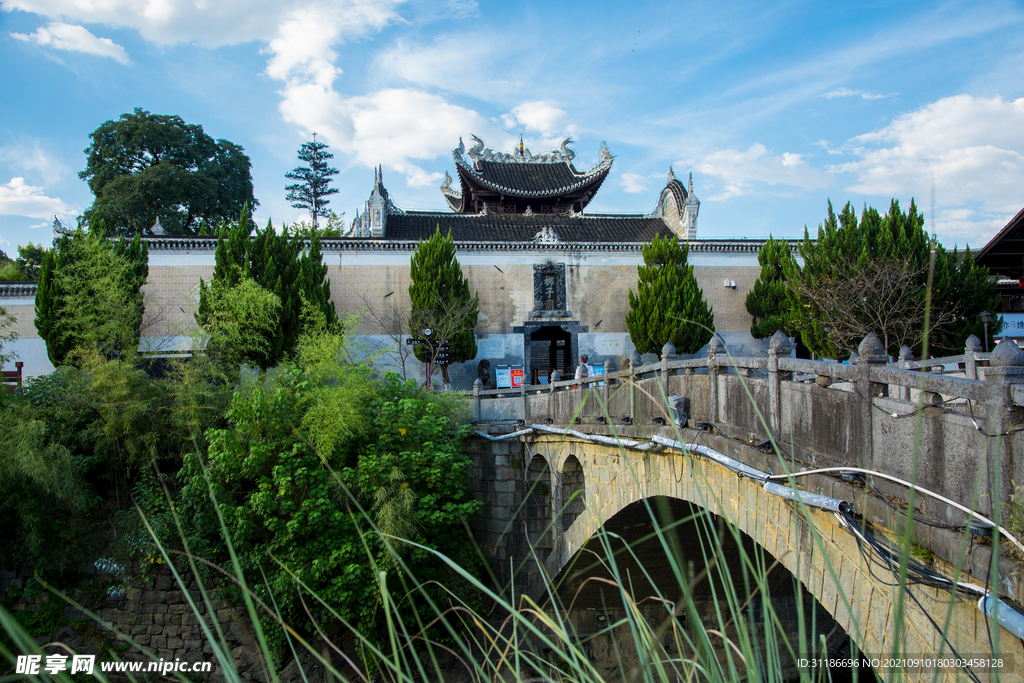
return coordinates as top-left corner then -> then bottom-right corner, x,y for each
769,330 -> 790,351
899,345 -> 914,361
599,141 -> 613,162
668,166 -> 676,183
454,137 -> 465,156
559,137 -> 576,161
857,332 -> 886,363
551,369 -> 562,383
990,337 -> 1024,367
629,350 -> 642,368
604,358 -> 615,373
710,334 -> 726,353
965,334 -> 982,352
661,341 -> 677,359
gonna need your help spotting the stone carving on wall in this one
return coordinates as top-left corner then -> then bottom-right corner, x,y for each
532,261 -> 567,316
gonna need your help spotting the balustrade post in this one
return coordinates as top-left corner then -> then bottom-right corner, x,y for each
708,334 -> 725,426
604,358 -> 616,386
521,376 -> 528,423
856,333 -> 888,472
768,330 -> 790,439
897,345 -> 913,401
982,337 -> 1024,516
629,351 -> 641,420
965,334 -> 981,380
473,378 -> 482,422
660,341 -> 677,398
549,370 -> 560,420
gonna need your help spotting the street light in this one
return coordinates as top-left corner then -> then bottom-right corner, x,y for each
978,311 -> 993,353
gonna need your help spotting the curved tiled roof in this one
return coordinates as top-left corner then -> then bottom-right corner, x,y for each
0,282 -> 37,298
384,211 -> 674,243
454,154 -> 612,202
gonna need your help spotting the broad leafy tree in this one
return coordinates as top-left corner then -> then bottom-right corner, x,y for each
196,209 -> 336,370
34,229 -> 149,366
408,227 -> 479,387
80,108 -> 257,236
285,133 -> 339,229
786,200 -> 1000,358
627,234 -> 714,355
746,236 -> 797,339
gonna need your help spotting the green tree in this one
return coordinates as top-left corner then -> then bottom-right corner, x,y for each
627,234 -> 714,355
17,243 -> 46,280
80,108 -> 257,236
285,133 -> 339,229
787,199 -> 1000,358
199,278 -> 281,372
408,227 -> 479,387
0,250 -> 23,281
196,210 -> 335,370
746,236 -> 797,339
0,305 -> 17,369
34,229 -> 149,366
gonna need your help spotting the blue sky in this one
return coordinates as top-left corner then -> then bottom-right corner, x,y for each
1,0 -> 1022,255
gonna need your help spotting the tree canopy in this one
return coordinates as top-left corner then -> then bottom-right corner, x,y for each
80,108 -> 257,236
408,227 -> 479,387
627,234 -> 714,355
746,236 -> 797,339
34,229 -> 149,367
285,133 -> 339,229
196,210 -> 336,371
786,200 -> 1000,358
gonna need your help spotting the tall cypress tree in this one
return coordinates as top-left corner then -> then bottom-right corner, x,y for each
746,236 -> 797,339
408,227 -> 478,386
34,228 -> 148,366
196,209 -> 335,370
627,234 -> 714,355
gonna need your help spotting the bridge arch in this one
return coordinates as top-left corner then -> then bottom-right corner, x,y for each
522,433 -> 1022,682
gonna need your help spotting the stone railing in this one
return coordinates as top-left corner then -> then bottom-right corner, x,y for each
469,332 -> 1022,520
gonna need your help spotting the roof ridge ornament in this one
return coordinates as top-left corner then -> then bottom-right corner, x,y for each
459,134 -> 580,164
533,226 -> 561,244
668,166 -> 676,183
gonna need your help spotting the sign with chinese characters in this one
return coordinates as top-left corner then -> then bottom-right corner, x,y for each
1001,314 -> 1024,333
510,366 -> 525,387
533,261 -> 566,313
595,335 -> 623,355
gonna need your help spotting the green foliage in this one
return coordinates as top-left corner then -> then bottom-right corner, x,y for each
746,236 -> 797,339
787,200 -> 1001,357
627,234 -> 714,354
196,211 -> 336,371
33,230 -> 148,367
199,278 -> 281,372
80,108 -> 257,236
285,133 -> 340,229
17,243 -> 46,280
408,227 -> 479,375
177,345 -> 480,655
0,354 -> 228,573
0,305 -> 16,369
0,260 -> 25,281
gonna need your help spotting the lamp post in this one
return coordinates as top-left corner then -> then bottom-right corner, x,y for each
978,311 -> 993,353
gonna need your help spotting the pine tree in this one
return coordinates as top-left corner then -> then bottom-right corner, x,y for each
626,234 -> 714,355
746,236 -> 797,339
34,227 -> 148,366
285,133 -> 339,229
408,227 -> 479,386
196,209 -> 335,370
787,199 -> 1000,358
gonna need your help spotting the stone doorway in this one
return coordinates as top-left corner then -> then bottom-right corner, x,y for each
528,325 -> 572,384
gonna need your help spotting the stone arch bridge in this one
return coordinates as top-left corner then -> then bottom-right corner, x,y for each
465,333 -> 1024,682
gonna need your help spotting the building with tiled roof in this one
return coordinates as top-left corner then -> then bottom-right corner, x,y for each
1,137 -> 794,386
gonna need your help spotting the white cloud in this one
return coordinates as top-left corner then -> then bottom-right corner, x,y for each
11,22 -> 129,63
500,101 -> 576,139
823,87 -> 894,100
837,94 -> 1024,244
0,177 -> 78,220
0,143 -> 67,184
620,173 -> 657,194
696,143 -> 833,200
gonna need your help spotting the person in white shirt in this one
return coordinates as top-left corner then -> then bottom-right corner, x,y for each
574,354 -> 595,384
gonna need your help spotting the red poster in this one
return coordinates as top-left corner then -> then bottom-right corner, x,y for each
511,367 -> 524,387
